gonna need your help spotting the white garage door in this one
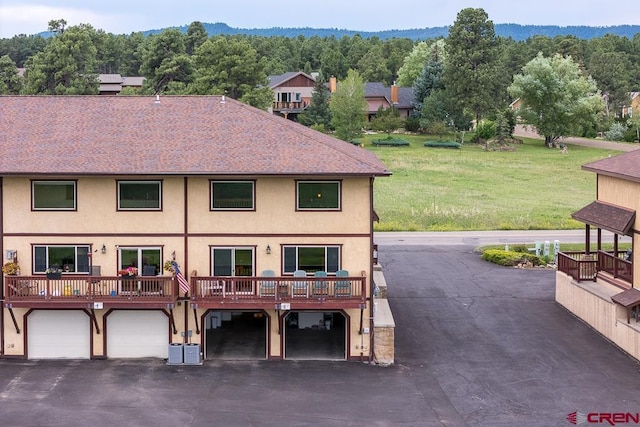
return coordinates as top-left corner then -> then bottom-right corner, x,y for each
107,310 -> 168,358
28,310 -> 90,359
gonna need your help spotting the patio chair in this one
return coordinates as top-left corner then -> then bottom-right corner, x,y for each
334,269 -> 351,297
312,271 -> 328,297
292,269 -> 308,298
259,270 -> 277,297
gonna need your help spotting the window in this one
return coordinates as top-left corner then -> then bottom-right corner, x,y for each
118,181 -> 161,210
211,181 -> 255,210
283,246 -> 340,274
33,245 -> 90,274
32,181 -> 76,210
297,181 -> 340,210
212,247 -> 254,276
119,247 -> 161,276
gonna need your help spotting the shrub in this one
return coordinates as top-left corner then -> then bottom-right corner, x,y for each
481,249 -> 543,266
623,126 -> 639,142
604,122 -> 627,141
372,137 -> 410,147
423,141 -> 461,149
471,120 -> 496,143
404,116 -> 421,133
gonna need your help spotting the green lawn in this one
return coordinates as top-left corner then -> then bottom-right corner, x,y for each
362,134 -> 619,231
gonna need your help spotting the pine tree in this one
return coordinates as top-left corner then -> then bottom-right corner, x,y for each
298,73 -> 332,129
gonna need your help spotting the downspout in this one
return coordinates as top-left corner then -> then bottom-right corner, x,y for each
368,176 -> 375,364
183,177 -> 189,342
0,177 -> 4,356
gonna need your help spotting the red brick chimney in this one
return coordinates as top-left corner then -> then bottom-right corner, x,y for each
391,82 -> 399,105
329,76 -> 337,93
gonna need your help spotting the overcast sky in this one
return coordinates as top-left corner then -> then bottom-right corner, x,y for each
1,0 -> 639,38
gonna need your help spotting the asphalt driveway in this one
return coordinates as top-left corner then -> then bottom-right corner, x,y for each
1,244 -> 639,426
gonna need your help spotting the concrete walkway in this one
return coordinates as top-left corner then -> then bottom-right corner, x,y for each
514,124 -> 640,152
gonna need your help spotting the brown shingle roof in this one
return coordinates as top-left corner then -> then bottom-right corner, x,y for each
0,96 -> 390,177
571,201 -> 636,235
582,150 -> 640,183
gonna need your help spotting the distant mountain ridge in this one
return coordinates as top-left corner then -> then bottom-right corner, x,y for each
142,22 -> 640,41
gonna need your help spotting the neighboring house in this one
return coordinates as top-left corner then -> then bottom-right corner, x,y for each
363,82 -> 414,121
268,71 -> 316,120
621,92 -> 640,118
556,149 -> 640,361
98,74 -> 145,95
0,95 -> 390,361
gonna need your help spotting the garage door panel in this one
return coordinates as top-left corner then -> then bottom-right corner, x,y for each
28,310 -> 90,359
107,311 -> 168,358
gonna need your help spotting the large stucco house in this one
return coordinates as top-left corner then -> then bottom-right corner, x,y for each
0,95 -> 390,361
556,149 -> 640,360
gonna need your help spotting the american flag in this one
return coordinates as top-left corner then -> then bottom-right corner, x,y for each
172,261 -> 190,294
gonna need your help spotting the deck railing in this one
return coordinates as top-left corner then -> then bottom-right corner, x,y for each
557,251 -> 632,284
191,274 -> 366,303
598,250 -> 633,283
557,252 -> 598,281
4,276 -> 177,302
272,101 -> 308,111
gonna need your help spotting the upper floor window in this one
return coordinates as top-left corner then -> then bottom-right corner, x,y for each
32,180 -> 76,211
297,181 -> 340,210
211,181 -> 255,210
33,245 -> 90,274
283,245 -> 340,274
118,180 -> 161,210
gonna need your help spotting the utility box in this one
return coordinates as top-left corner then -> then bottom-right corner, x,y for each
167,343 -> 184,364
183,343 -> 201,365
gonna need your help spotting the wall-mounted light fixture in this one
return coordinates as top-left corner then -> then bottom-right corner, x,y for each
101,244 -> 107,254
172,251 -> 176,261
266,245 -> 271,255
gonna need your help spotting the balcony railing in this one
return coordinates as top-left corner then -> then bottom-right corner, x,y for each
598,250 -> 633,283
557,250 -> 632,284
557,252 -> 598,281
4,275 -> 177,303
191,274 -> 366,305
272,101 -> 308,111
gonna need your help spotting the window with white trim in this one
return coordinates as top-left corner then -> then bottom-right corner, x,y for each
33,245 -> 90,274
32,180 -> 76,210
297,181 -> 340,210
118,247 -> 161,276
283,246 -> 340,274
118,181 -> 161,210
211,247 -> 254,276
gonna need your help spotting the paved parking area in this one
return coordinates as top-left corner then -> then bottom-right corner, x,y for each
1,244 -> 639,426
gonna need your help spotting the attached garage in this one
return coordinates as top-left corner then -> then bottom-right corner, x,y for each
284,311 -> 346,360
27,310 -> 91,359
106,310 -> 169,358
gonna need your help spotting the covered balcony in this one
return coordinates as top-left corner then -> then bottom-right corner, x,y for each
557,201 -> 635,288
190,273 -> 367,310
4,275 -> 178,308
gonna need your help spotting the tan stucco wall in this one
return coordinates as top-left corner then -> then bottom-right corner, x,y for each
2,175 -> 375,359
556,271 -> 640,361
596,175 -> 640,286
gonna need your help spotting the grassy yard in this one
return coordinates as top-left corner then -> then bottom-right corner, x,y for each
361,133 -> 619,231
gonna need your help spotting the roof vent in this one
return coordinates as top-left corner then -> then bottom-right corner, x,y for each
154,94 -> 160,104
220,95 -> 226,104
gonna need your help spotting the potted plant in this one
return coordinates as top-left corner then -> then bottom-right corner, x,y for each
45,265 -> 62,279
163,260 -> 176,274
2,261 -> 20,275
118,266 -> 138,278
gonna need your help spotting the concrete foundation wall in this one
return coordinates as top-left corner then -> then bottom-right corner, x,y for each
556,271 -> 640,361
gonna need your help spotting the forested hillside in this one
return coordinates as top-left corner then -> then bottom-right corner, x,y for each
140,22 -> 640,41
